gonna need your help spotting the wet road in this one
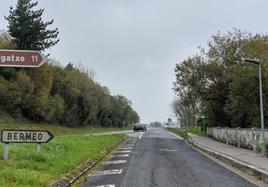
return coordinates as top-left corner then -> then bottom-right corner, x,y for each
81,126 -> 257,187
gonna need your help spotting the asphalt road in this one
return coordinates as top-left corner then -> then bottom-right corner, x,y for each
81,126 -> 257,187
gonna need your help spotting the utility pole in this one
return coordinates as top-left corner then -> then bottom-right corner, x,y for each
244,59 -> 266,155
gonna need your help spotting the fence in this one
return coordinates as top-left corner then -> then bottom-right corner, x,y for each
206,127 -> 268,152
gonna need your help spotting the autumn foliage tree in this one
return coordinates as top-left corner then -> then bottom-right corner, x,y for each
173,30 -> 268,128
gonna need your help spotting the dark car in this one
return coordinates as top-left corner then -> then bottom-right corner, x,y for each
133,123 -> 146,132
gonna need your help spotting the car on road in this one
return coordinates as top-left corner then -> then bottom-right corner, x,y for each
133,123 -> 146,132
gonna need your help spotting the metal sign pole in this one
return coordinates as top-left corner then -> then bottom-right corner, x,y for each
36,143 -> 41,154
259,64 -> 266,156
3,143 -> 9,160
1,130 -> 53,160
0,50 -> 47,160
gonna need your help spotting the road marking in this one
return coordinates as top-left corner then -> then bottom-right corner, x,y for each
119,147 -> 132,150
139,132 -> 144,140
103,160 -> 127,165
93,185 -> 115,187
89,169 -> 123,177
159,149 -> 179,152
123,145 -> 134,148
110,154 -> 129,158
116,150 -> 132,153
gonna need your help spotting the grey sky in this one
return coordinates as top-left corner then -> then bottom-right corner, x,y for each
0,0 -> 267,123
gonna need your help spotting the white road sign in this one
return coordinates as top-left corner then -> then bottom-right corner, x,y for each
1,130 -> 54,143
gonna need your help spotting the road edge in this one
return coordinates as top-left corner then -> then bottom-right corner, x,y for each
168,130 -> 268,186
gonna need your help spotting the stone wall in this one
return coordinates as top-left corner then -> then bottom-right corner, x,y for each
206,127 -> 268,151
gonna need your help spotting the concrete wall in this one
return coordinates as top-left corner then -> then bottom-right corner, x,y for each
207,127 -> 268,151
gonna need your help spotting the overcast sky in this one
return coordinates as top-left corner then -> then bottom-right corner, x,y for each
0,0 -> 267,123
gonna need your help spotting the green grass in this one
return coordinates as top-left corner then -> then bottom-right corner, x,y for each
0,111 -> 132,136
0,121 -> 129,186
0,134 -> 124,187
186,127 -> 205,136
0,122 -> 130,136
167,128 -> 189,140
168,127 -> 205,140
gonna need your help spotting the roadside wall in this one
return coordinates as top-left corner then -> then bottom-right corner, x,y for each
206,127 -> 268,151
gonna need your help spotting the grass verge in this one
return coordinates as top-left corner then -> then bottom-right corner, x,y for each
0,134 -> 125,187
186,127 -> 206,136
167,128 -> 189,140
0,122 -> 131,136
167,127 -> 205,139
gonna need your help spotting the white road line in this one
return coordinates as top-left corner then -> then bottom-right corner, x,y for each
159,149 -> 179,152
119,147 -> 132,150
110,154 -> 129,158
139,132 -> 144,140
116,150 -> 132,153
123,145 -> 134,148
89,169 -> 123,177
103,160 -> 127,165
93,185 -> 115,187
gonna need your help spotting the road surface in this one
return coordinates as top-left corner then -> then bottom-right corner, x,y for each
81,126 -> 257,187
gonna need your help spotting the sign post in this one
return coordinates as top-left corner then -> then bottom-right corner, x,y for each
3,143 -> 9,160
36,143 -> 41,155
0,49 -> 47,67
0,50 -> 48,160
1,130 -> 54,160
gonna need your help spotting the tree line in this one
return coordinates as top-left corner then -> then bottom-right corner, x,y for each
173,29 -> 268,129
0,0 -> 140,127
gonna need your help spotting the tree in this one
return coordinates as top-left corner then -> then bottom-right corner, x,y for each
224,65 -> 259,127
0,35 -> 140,127
171,98 -> 193,129
224,34 -> 268,128
173,29 -> 268,128
5,0 -> 59,51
